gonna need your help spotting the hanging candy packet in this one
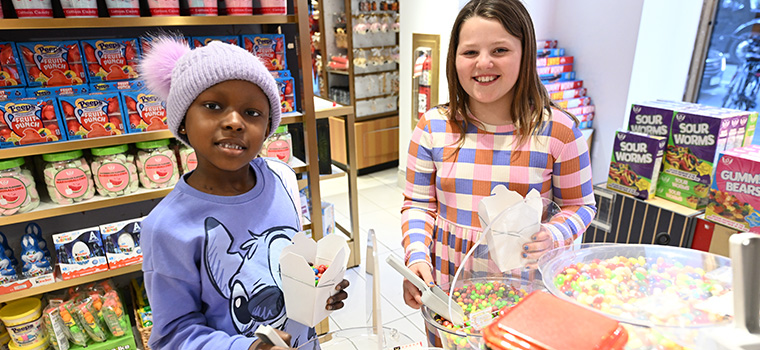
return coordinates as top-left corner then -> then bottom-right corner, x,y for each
43,301 -> 71,350
58,300 -> 89,346
74,297 -> 107,342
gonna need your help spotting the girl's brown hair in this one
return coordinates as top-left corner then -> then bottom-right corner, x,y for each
443,0 -> 577,147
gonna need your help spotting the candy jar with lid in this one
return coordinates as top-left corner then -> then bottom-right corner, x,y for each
135,139 -> 179,189
42,150 -> 95,205
90,144 -> 139,197
0,157 -> 39,216
178,144 -> 197,174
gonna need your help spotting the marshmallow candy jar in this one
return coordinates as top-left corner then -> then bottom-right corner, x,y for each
0,158 -> 39,216
178,144 -> 197,174
90,145 -> 139,197
135,139 -> 178,189
42,150 -> 95,205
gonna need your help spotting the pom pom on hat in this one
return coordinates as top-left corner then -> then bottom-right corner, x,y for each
138,36 -> 282,146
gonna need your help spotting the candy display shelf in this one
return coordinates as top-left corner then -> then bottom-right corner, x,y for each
0,130 -> 173,159
0,264 -> 143,303
0,15 -> 296,30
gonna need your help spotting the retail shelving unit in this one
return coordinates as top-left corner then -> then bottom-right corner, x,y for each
317,0 -> 400,172
0,0 -> 356,303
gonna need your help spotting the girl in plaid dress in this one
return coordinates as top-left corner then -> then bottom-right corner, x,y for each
400,0 -> 597,345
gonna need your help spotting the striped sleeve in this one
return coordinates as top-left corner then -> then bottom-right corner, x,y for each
546,114 -> 597,247
401,112 -> 438,267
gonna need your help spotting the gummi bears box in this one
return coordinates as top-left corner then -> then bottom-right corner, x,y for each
0,97 -> 65,148
121,90 -> 168,133
242,34 -> 287,71
57,92 -> 126,139
706,145 -> 760,233
0,42 -> 25,88
607,130 -> 667,200
16,41 -> 87,87
53,227 -> 109,280
191,35 -> 240,48
80,38 -> 140,82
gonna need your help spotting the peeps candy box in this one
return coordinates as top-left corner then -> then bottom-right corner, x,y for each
26,85 -> 89,98
276,77 -> 296,113
607,130 -> 667,200
191,36 -> 240,48
0,42 -> 26,88
90,80 -> 144,93
270,70 -> 291,79
0,88 -> 25,101
242,34 -> 287,71
57,92 -> 126,139
706,145 -> 760,233
53,227 -> 109,280
280,232 -> 349,327
15,41 -> 87,87
121,90 -> 168,133
0,97 -> 66,148
100,218 -> 142,269
80,38 -> 140,82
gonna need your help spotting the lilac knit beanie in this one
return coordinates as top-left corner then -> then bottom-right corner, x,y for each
139,36 -> 281,146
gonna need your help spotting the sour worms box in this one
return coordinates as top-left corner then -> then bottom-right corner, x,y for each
80,38 -> 140,83
628,101 -> 676,138
121,90 -> 168,133
53,227 -> 109,280
607,130 -> 667,200
15,41 -> 87,87
706,145 -> 760,233
99,218 -> 142,269
0,97 -> 66,148
57,93 -> 127,139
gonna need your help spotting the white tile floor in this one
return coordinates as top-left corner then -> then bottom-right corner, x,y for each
320,167 -> 429,343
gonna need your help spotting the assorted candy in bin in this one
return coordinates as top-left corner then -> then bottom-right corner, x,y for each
121,90 -> 168,133
90,145 -> 139,197
538,243 -> 734,350
0,42 -> 24,88
242,34 -> 287,71
16,41 -> 87,87
135,139 -> 179,189
80,38 -> 140,82
58,93 -> 126,139
0,98 -> 65,147
0,157 -> 39,216
42,150 -> 95,205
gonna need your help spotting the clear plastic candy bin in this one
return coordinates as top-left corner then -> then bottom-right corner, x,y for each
421,277 -> 544,350
538,243 -> 733,350
297,326 -> 441,350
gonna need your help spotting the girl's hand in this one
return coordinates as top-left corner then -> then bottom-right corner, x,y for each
326,279 -> 350,310
522,226 -> 553,269
249,329 -> 293,350
403,261 -> 434,309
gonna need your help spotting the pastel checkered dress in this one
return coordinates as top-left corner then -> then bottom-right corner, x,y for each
401,107 -> 596,343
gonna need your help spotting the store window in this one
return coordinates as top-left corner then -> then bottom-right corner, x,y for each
695,0 -> 760,110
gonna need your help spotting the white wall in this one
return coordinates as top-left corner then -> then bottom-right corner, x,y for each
397,0 -> 703,185
398,0 -> 460,170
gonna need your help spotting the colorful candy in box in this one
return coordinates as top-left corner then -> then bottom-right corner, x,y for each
607,130 -> 667,200
26,85 -> 89,98
242,34 -> 287,71
57,92 -> 126,139
121,90 -> 168,133
0,97 -> 65,148
191,35 -> 240,48
80,38 -> 140,82
16,41 -> 87,87
539,244 -> 733,350
0,88 -> 25,102
276,77 -> 296,113
0,42 -> 25,87
706,145 -> 760,233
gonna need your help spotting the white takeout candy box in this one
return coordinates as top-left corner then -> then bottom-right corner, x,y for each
478,185 -> 543,272
280,232 -> 349,327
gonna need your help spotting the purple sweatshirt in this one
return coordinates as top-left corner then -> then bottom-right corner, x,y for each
142,158 -> 314,349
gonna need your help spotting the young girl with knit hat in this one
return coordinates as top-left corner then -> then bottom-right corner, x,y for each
139,36 -> 349,350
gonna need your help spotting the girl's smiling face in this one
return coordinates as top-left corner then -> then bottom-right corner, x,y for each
183,80 -> 270,175
455,16 -> 522,113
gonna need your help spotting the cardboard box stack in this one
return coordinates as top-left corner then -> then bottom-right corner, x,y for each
538,39 -> 594,130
